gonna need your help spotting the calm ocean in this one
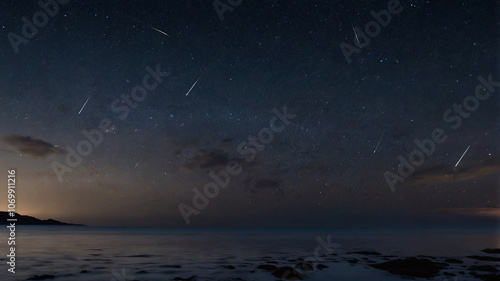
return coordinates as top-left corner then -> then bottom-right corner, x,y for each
1,226 -> 498,280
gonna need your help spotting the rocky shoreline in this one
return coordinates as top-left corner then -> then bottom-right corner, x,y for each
22,248 -> 500,281
166,247 -> 500,281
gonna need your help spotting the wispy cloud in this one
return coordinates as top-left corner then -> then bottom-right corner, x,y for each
438,207 -> 500,218
408,158 -> 500,186
0,135 -> 62,158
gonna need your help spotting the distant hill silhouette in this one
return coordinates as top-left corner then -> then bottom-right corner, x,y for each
0,212 -> 84,226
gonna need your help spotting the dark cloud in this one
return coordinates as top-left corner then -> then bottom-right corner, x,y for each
408,158 -> 500,186
0,135 -> 62,158
245,178 -> 284,196
181,148 -> 232,170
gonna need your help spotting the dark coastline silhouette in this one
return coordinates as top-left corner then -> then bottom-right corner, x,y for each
0,211 -> 84,226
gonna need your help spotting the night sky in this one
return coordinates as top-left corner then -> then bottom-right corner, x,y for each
0,0 -> 498,227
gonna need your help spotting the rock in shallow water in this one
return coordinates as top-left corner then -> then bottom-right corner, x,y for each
469,265 -> 499,273
444,258 -> 463,264
473,273 -> 500,281
347,251 -> 381,256
295,262 -> 315,271
467,255 -> 500,262
27,275 -> 56,280
220,265 -> 236,269
371,257 -> 447,278
316,264 -> 329,269
257,264 -> 278,271
481,248 -> 500,254
272,266 -> 309,280
173,276 -> 196,281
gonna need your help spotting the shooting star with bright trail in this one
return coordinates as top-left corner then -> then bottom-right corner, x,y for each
351,23 -> 360,45
455,145 -> 471,168
122,13 -> 170,37
78,95 -> 92,115
146,24 -> 170,37
185,74 -> 203,96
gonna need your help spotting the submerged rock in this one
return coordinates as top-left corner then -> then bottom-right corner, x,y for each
481,248 -> 500,254
473,273 -> 500,281
444,258 -> 463,264
173,276 -> 196,281
257,264 -> 278,271
467,255 -> 500,262
295,262 -> 315,271
371,257 -> 447,278
347,251 -> 381,256
272,266 -> 309,280
160,264 -> 182,268
27,275 -> 56,280
221,265 -> 236,269
469,265 -> 499,273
